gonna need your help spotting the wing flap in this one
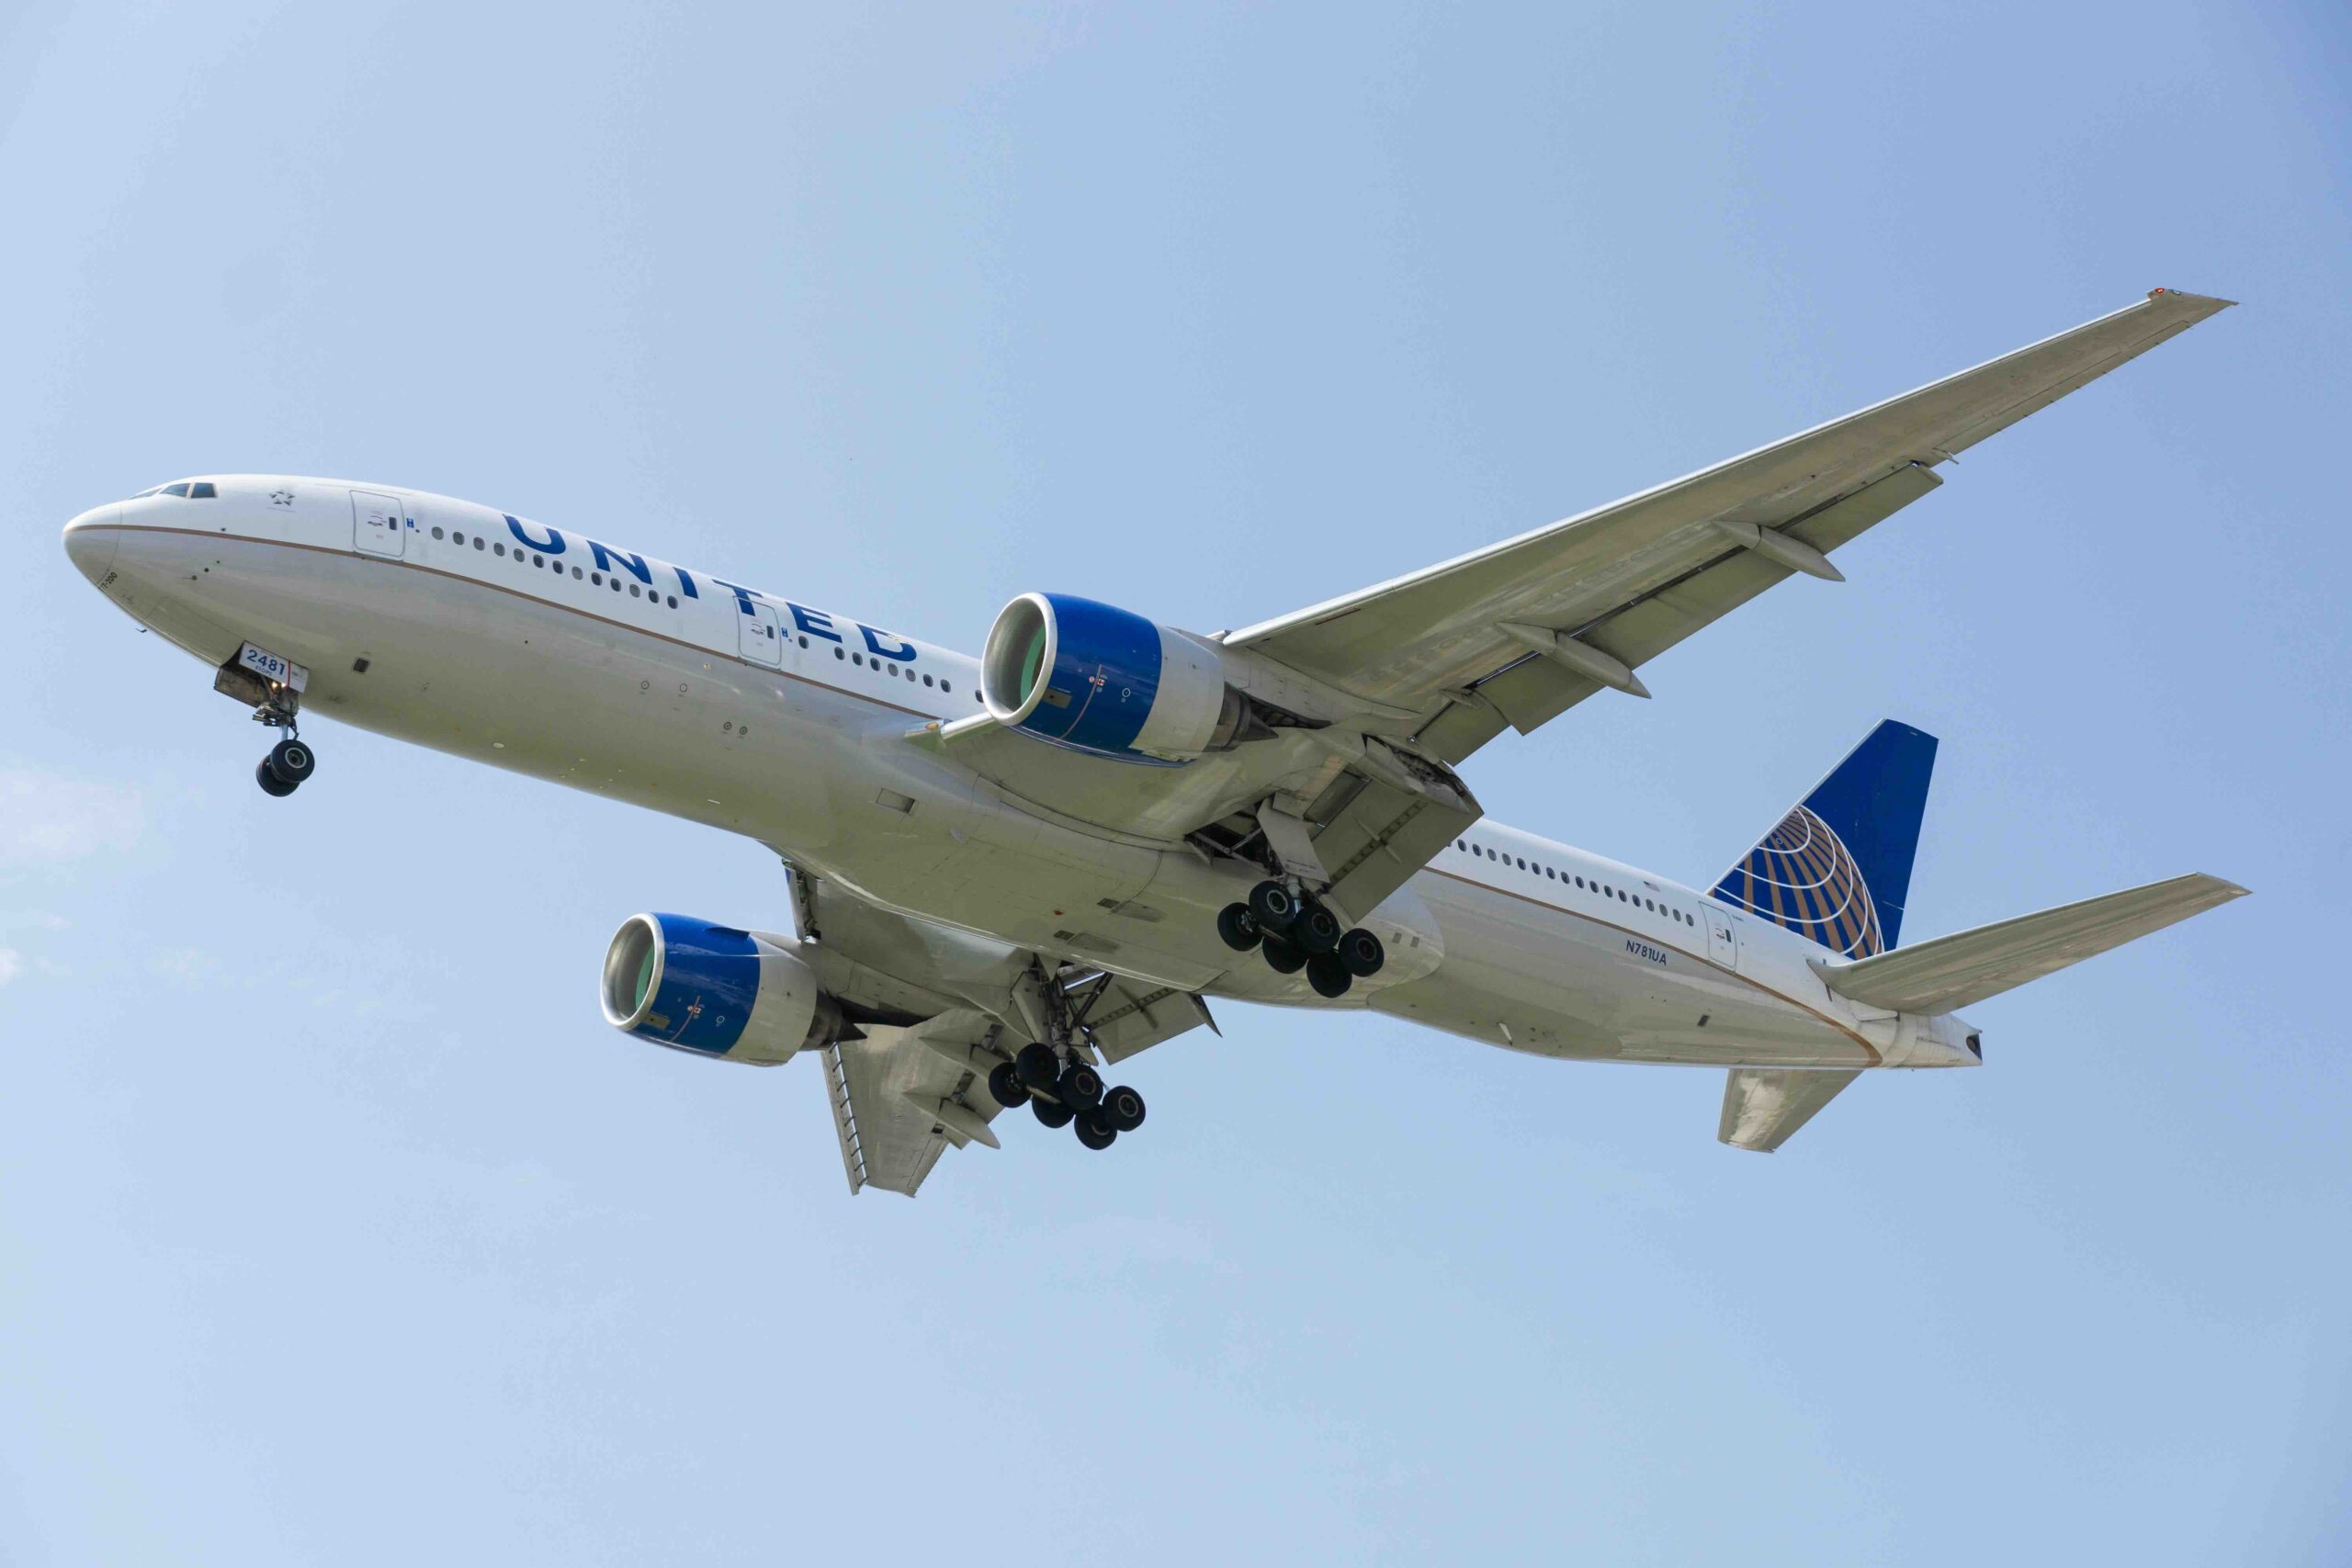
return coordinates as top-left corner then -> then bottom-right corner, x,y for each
1075,976 -> 1217,1066
1303,755 -> 1482,923
1812,874 -> 2247,1016
820,1009 -> 1009,1197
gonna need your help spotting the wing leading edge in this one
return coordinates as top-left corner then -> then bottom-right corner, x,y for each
1230,288 -> 2235,766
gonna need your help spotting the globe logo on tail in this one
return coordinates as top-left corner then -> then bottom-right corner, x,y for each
1715,805 -> 1886,957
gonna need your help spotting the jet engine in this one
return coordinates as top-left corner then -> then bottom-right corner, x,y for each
981,592 -> 1272,764
599,912 -> 844,1066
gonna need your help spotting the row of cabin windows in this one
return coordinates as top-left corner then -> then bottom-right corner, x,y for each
429,525 -> 682,608
787,633 -> 963,695
1453,839 -> 1697,927
424,524 -> 981,703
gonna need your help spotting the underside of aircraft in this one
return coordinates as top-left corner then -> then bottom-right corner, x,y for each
63,288 -> 2247,1194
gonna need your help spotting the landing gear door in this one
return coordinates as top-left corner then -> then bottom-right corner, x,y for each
352,491 -> 405,558
1702,905 -> 1738,969
738,597 -> 783,666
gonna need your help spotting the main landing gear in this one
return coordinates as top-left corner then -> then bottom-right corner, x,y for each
1217,880 -> 1385,998
984,1042 -> 1148,1152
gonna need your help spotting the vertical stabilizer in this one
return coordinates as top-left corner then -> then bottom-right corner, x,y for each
1712,720 -> 1937,956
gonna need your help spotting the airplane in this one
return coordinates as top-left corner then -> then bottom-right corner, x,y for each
61,288 -> 2247,1195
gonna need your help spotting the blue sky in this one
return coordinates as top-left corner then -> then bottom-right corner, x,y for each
4,3 -> 2346,1562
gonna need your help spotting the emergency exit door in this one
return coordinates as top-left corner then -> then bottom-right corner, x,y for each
738,597 -> 783,665
1702,906 -> 1738,969
352,491 -> 405,558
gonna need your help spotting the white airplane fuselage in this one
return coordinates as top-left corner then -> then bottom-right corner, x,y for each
62,477 -> 1982,1077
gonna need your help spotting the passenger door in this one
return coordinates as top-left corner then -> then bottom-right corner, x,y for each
738,597 -> 783,665
1702,905 -> 1738,969
351,490 -> 405,558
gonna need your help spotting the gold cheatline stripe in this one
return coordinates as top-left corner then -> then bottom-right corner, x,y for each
1427,868 -> 1883,1064
96,525 -> 939,719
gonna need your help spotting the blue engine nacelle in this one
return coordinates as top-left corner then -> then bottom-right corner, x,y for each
599,913 -> 842,1066
980,592 -> 1260,764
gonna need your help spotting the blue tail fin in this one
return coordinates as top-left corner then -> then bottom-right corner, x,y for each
1711,720 -> 1937,956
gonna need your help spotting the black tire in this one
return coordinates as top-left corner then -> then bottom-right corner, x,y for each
254,759 -> 297,797
1015,1041 -> 1060,1093
1074,1113 -> 1117,1151
1297,903 -> 1343,954
1306,953 -> 1352,998
988,1061 -> 1031,1109
1261,934 -> 1306,975
1248,880 -> 1299,931
1033,1098 -> 1075,1129
266,738 -> 316,785
1102,1084 -> 1147,1133
1057,1062 -> 1103,1110
1338,927 -> 1385,977
1216,903 -> 1262,952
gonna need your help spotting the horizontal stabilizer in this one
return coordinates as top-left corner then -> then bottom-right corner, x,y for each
1719,1067 -> 1861,1152
1811,873 -> 2247,1015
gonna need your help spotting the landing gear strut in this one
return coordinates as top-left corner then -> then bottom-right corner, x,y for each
230,654 -> 317,799
1219,880 -> 1384,997
981,964 -> 1148,1154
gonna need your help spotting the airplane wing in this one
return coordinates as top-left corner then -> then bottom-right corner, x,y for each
817,1009 -> 1011,1197
910,290 -> 2230,931
783,863 -> 1215,1194
1228,288 -> 2235,765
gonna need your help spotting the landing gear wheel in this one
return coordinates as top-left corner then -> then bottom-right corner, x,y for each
1306,953 -> 1352,998
1248,880 -> 1299,932
254,760 -> 298,797
988,1061 -> 1032,1109
1261,934 -> 1306,975
1102,1084 -> 1147,1133
1216,903 -> 1262,952
266,738 -> 316,786
1032,1098 -> 1075,1129
1015,1042 -> 1061,1094
1338,927 -> 1385,977
1297,904 -> 1343,954
1057,1062 -> 1104,1111
1074,1113 -> 1117,1151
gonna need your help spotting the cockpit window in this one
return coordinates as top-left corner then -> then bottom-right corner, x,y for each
159,483 -> 191,497
189,481 -> 217,498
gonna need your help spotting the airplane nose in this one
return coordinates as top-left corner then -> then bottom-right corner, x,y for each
62,503 -> 121,582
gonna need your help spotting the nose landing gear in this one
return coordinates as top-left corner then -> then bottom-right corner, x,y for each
1219,880 -> 1385,997
255,736 -> 317,797
217,645 -> 318,799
